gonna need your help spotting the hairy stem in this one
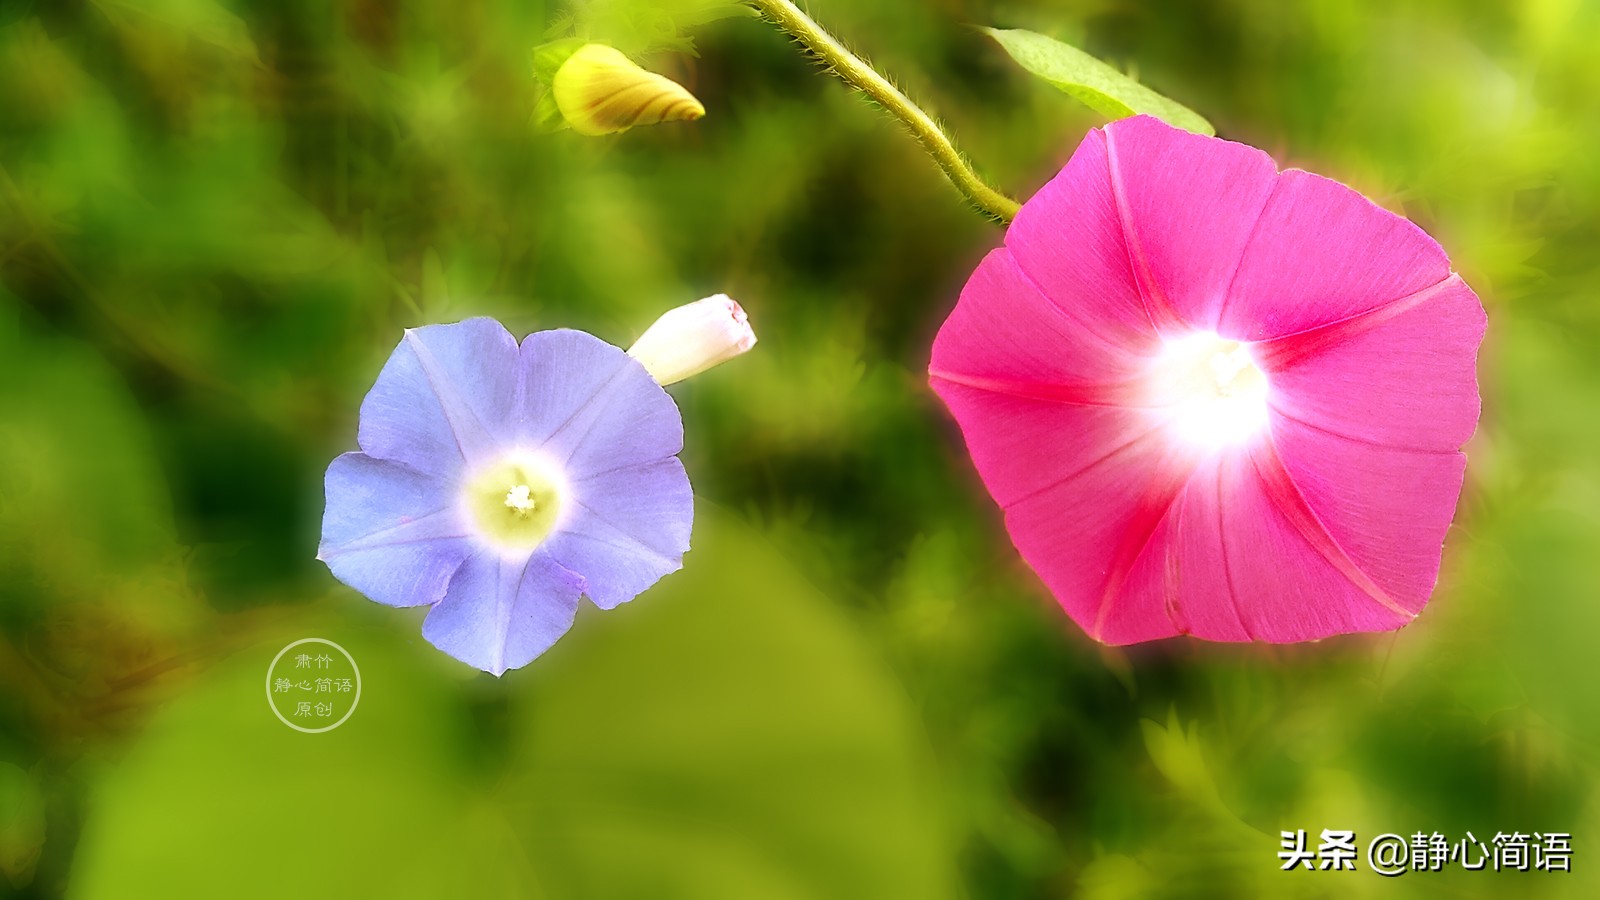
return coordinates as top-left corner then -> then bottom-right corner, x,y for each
745,0 -> 1021,223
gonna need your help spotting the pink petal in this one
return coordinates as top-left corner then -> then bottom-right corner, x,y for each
1094,456 -> 1249,644
930,249 -> 1147,399
930,248 -> 1167,509
1257,275 -> 1486,452
1229,441 -> 1420,639
1219,169 -> 1451,341
1099,115 -> 1279,333
999,429 -> 1196,636
932,380 -> 1167,510
1004,127 -> 1159,350
930,117 -> 1485,647
1100,444 -> 1416,644
1269,415 -> 1466,611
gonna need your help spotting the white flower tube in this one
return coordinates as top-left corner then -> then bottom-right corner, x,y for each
628,294 -> 757,385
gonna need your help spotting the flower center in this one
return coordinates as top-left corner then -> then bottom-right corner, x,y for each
463,454 -> 566,554
1146,331 -> 1270,449
504,484 -> 537,513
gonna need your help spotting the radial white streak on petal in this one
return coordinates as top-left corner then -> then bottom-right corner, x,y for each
316,505 -> 469,558
404,329 -> 501,466
422,550 -> 586,675
318,453 -> 477,609
519,330 -> 685,479
541,457 -> 692,610
541,362 -> 635,467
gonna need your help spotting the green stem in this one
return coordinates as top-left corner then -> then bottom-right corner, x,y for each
745,0 -> 1021,223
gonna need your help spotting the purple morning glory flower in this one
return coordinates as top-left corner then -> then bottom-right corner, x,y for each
317,318 -> 697,675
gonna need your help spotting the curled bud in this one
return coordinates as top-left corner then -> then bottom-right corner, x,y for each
551,43 -> 705,137
628,294 -> 757,386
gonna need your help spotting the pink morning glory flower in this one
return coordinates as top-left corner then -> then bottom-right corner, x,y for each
319,304 -> 752,674
930,115 -> 1486,644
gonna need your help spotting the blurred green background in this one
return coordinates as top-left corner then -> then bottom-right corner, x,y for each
2,0 -> 1598,897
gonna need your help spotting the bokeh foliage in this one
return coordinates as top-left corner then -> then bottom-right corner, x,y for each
2,0 -> 1599,897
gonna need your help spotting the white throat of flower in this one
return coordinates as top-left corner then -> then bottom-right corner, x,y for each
1146,331 -> 1271,449
462,453 -> 568,557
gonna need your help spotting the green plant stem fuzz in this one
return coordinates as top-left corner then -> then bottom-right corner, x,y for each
465,453 -> 566,553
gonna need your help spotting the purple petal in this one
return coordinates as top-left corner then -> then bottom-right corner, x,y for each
317,452 -> 474,608
518,329 -> 684,478
421,550 -> 586,675
544,457 -> 693,610
358,318 -> 521,476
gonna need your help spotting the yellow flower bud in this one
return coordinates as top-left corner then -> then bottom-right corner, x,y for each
551,43 -> 705,136
628,294 -> 757,385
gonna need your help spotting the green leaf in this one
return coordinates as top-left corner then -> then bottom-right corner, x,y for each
68,508 -> 958,900
983,27 -> 1214,136
91,0 -> 261,64
68,617 -> 521,899
531,37 -> 585,85
0,762 -> 46,891
0,305 -> 186,611
575,1 -> 752,56
530,88 -> 568,133
0,0 -> 38,28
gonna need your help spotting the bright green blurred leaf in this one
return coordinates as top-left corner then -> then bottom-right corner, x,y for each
982,27 -> 1214,136
499,505 -> 958,899
0,305 -> 191,629
90,0 -> 260,64
0,762 -> 46,890
1139,709 -> 1244,826
531,37 -> 585,85
571,0 -> 754,55
68,620 -> 524,899
68,508 -> 957,900
531,88 -> 568,132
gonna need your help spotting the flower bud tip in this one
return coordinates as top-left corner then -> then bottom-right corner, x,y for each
551,43 -> 705,137
628,294 -> 756,386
